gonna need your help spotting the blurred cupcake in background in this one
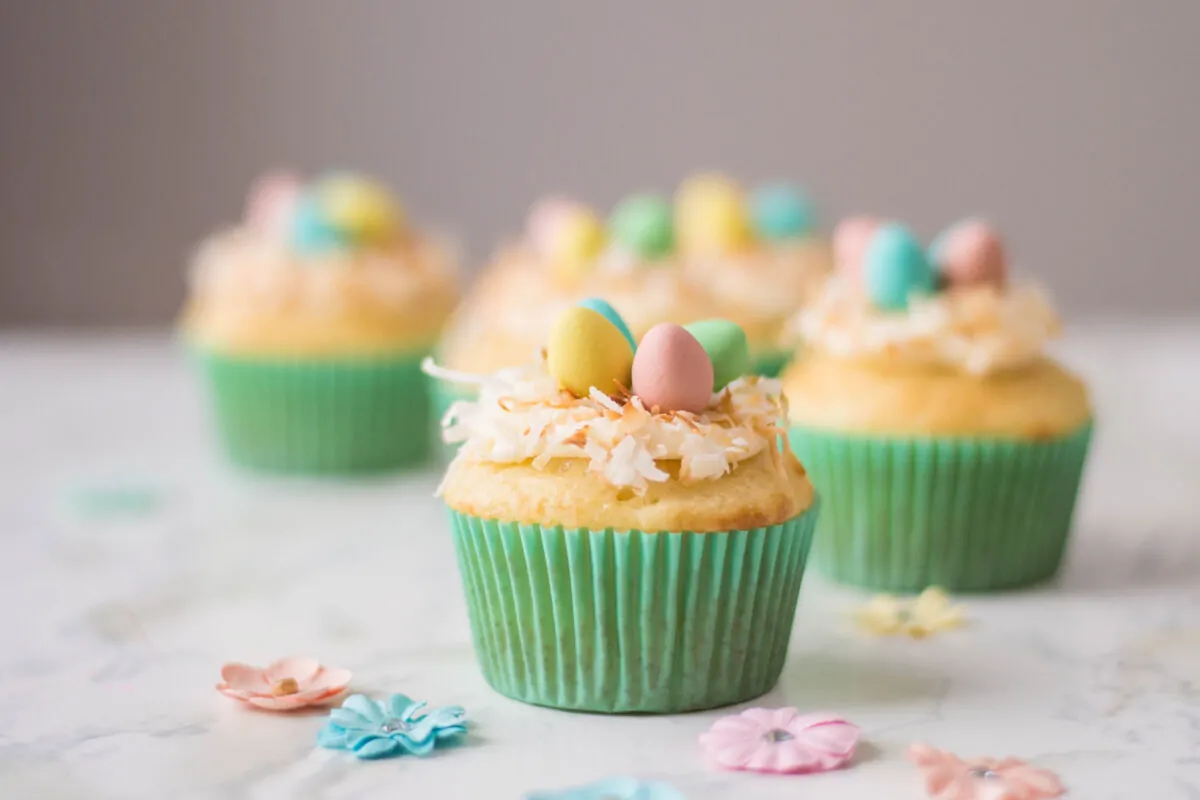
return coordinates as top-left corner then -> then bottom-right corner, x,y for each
434,193 -> 718,419
181,171 -> 459,473
675,173 -> 833,375
783,217 -> 1092,591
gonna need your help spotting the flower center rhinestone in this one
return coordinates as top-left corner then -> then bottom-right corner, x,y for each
764,729 -> 794,743
270,677 -> 300,696
969,767 -> 1000,780
380,719 -> 410,734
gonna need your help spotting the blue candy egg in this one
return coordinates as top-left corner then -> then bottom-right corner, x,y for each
750,183 -> 815,241
863,224 -> 936,311
577,297 -> 636,351
288,192 -> 349,256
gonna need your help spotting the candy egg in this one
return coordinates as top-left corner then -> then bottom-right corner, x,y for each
750,183 -> 815,241
547,208 -> 606,282
289,191 -> 350,255
546,306 -> 634,397
683,319 -> 750,391
609,194 -> 674,259
929,219 -> 1008,288
674,173 -> 753,256
527,196 -> 583,256
577,297 -> 636,351
245,171 -> 301,237
632,323 -> 715,414
319,174 -> 405,246
863,223 -> 936,311
832,216 -> 880,283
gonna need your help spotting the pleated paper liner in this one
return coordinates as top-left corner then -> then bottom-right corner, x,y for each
788,423 -> 1093,592
447,505 -> 819,714
192,348 -> 433,474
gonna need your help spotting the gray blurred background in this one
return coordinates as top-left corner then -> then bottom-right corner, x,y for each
1,1 -> 1198,327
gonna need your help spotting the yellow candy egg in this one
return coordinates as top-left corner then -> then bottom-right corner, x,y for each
547,307 -> 634,397
675,174 -> 754,256
320,175 -> 405,245
547,209 -> 605,283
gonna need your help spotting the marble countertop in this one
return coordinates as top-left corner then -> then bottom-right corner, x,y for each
1,323 -> 1199,799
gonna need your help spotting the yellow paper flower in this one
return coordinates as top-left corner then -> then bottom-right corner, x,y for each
855,587 -> 965,638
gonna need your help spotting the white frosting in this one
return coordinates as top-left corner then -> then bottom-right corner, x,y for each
425,359 -> 788,493
795,276 -> 1062,375
685,242 -> 829,316
188,227 -> 459,313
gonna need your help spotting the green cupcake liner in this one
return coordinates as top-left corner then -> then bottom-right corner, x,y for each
192,348 -> 432,474
752,349 -> 792,378
788,423 -> 1092,592
446,505 -> 819,713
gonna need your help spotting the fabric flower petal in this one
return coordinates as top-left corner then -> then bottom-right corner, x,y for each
341,694 -> 387,724
795,718 -> 861,759
220,663 -> 271,694
306,667 -> 353,694
316,723 -> 350,750
388,694 -> 421,720
329,707 -> 374,730
735,707 -> 779,731
265,657 -> 320,686
1004,764 -> 1067,795
353,737 -> 400,760
769,707 -> 799,730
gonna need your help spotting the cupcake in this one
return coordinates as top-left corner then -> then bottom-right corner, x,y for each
783,218 -> 1092,592
434,194 -> 719,425
427,305 -> 819,713
182,171 -> 459,473
675,174 -> 834,375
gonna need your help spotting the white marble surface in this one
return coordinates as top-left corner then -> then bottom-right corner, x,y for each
1,323 -> 1199,799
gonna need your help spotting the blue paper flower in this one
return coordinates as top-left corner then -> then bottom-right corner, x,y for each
316,693 -> 466,760
525,776 -> 685,800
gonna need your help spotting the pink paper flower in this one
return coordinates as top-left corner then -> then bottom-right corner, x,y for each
699,708 -> 860,774
217,657 -> 351,711
908,744 -> 1066,799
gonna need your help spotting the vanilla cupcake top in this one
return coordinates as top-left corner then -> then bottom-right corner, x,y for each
428,300 -> 795,493
184,172 -> 459,356
672,174 -> 832,330
793,218 -> 1061,375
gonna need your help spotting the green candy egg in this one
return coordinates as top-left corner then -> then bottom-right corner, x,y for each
609,194 -> 674,259
863,223 -> 936,311
683,319 -> 750,391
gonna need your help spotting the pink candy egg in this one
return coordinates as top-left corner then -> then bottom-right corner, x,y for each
832,216 -> 880,284
527,196 -> 584,256
245,171 -> 302,237
933,220 -> 1008,288
632,323 -> 714,415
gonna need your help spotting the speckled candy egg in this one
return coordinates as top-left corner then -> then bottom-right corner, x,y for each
632,323 -> 714,414
547,208 -> 606,282
546,306 -> 634,397
750,183 -> 815,241
929,219 -> 1008,288
683,319 -> 749,391
609,194 -> 674,259
245,171 -> 301,237
527,197 -> 583,256
577,297 -> 636,351
674,174 -> 753,256
832,216 -> 880,283
319,174 -> 405,246
289,190 -> 349,255
863,223 -> 936,311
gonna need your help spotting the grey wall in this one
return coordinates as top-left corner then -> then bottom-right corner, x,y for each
2,1 -> 1198,326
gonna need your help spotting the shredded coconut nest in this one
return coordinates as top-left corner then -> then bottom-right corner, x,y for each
188,227 -> 459,313
791,277 -> 1062,375
425,358 -> 790,493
